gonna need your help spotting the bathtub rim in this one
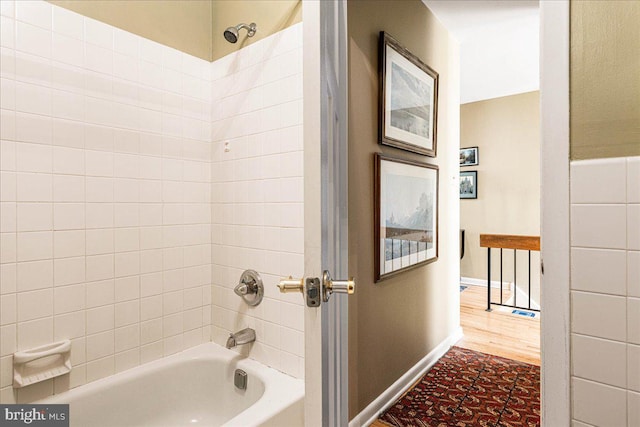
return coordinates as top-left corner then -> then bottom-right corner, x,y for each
35,342 -> 304,427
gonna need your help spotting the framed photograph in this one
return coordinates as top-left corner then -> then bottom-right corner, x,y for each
379,31 -> 439,157
460,171 -> 477,199
460,147 -> 479,166
375,153 -> 439,282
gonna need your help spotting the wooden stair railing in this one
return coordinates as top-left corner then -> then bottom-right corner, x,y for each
480,234 -> 541,313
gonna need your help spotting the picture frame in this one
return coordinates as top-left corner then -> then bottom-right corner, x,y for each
379,31 -> 439,157
460,171 -> 478,199
375,153 -> 439,282
460,146 -> 479,166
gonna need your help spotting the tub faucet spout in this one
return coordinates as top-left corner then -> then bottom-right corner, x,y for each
226,328 -> 256,349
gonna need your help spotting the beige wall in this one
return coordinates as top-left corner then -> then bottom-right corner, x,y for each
49,0 -> 302,62
211,0 -> 301,61
347,0 -> 460,417
49,0 -> 213,60
460,92 -> 540,286
570,0 -> 640,159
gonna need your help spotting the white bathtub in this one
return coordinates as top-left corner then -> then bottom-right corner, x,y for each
37,343 -> 304,427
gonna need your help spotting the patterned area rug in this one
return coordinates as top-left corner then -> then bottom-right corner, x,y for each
378,346 -> 540,427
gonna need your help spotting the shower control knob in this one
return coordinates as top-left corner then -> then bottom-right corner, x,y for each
278,277 -> 304,294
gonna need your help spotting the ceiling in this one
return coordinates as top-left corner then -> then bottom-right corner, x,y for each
422,0 -> 540,104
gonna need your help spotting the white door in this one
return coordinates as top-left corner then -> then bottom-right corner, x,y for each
277,1 -> 351,426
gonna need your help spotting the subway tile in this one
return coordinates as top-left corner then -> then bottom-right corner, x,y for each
17,317 -> 52,352
85,356 -> 114,383
0,264 -> 16,295
572,334 -> 627,388
53,283 -> 84,314
52,33 -> 83,67
114,348 -> 139,374
86,228 -> 114,255
52,119 -> 84,149
630,251 -> 640,298
52,89 -> 84,121
572,291 -> 626,341
629,157 -> 640,203
16,142 -> 52,173
17,288 -> 53,322
0,16 -> 15,49
0,78 -> 15,110
85,203 -> 114,229
15,0 -> 52,30
17,172 -> 52,202
0,294 -> 16,325
113,29 -> 138,58
15,113 -> 52,144
629,298 -> 640,345
86,331 -> 114,361
17,231 -> 53,261
114,276 -> 139,302
53,230 -> 85,258
53,203 -> 85,230
16,202 -> 52,232
115,300 -> 139,328
54,311 -> 85,341
140,318 -> 162,344
86,254 -> 114,282
115,324 -> 139,353
52,5 -> 83,39
86,279 -> 114,309
629,205 -> 640,250
53,146 -> 85,175
571,205 -> 626,249
84,17 -> 113,49
53,175 -> 85,202
86,305 -> 114,335
629,344 -> 640,393
572,377 -> 626,427
630,391 -> 640,427
53,256 -> 85,287
0,232 -> 17,264
16,21 -> 51,58
16,259 -> 52,292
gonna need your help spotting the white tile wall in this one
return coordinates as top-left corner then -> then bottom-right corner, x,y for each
570,156 -> 640,426
210,23 -> 305,379
0,0 -> 212,402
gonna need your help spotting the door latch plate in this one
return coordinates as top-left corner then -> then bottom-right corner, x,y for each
305,277 -> 321,307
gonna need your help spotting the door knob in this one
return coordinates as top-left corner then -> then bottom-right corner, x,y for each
322,271 -> 355,302
277,277 -> 304,293
277,271 -> 355,307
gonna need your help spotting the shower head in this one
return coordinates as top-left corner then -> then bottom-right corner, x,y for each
223,23 -> 257,44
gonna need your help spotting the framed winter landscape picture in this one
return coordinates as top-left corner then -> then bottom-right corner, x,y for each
379,31 -> 439,157
375,154 -> 439,282
460,171 -> 477,199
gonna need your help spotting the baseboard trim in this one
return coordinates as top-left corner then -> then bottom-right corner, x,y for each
461,276 -> 511,289
349,327 -> 464,427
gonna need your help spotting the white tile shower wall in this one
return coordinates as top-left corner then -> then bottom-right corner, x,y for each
210,23 -> 305,379
0,0 -> 212,403
570,156 -> 640,427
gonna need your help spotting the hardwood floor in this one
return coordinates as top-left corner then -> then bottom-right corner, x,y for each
456,284 -> 540,365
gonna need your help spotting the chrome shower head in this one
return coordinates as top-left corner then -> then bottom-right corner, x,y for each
223,23 -> 257,44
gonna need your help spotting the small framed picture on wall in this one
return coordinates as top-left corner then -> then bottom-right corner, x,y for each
460,147 -> 479,166
460,171 -> 477,199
